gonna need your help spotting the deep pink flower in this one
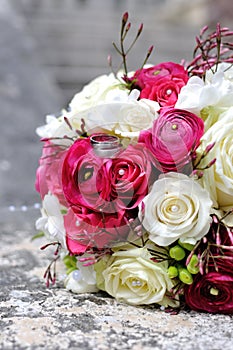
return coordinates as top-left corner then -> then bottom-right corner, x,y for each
62,137 -> 151,252
98,143 -> 152,210
139,108 -> 204,172
62,137 -> 107,211
35,141 -> 68,206
62,137 -> 152,213
185,272 -> 233,314
128,62 -> 189,107
185,218 -> 233,314
64,208 -> 132,253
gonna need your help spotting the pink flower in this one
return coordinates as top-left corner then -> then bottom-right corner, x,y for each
62,137 -> 152,213
139,108 -> 204,172
62,138 -> 151,252
185,272 -> 233,314
99,143 -> 152,210
64,208 -> 131,253
35,141 -> 68,205
62,137 -> 107,211
128,62 -> 189,107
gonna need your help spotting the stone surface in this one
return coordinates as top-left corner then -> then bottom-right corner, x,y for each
1,210 -> 233,350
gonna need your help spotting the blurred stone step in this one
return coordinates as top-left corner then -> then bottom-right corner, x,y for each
0,0 -> 64,208
10,0 -> 202,103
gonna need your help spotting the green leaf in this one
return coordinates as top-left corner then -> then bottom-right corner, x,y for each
63,255 -> 77,269
31,231 -> 45,241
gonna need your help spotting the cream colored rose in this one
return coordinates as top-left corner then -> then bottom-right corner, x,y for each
95,247 -> 179,307
37,73 -> 128,144
69,73 -> 126,113
64,261 -> 99,294
200,109 -> 233,211
114,98 -> 159,137
68,98 -> 158,140
140,172 -> 213,246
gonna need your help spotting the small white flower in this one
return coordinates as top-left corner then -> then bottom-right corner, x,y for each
64,260 -> 99,294
176,63 -> 233,130
35,193 -> 66,248
36,113 -> 76,145
140,172 -> 213,246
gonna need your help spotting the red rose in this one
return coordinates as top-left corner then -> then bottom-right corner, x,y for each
35,141 -> 68,206
128,62 -> 189,107
139,108 -> 204,172
185,272 -> 233,314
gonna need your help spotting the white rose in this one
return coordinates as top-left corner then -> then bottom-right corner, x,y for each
115,98 -> 159,137
69,73 -> 126,113
95,247 -> 178,307
140,172 -> 213,246
200,109 -> 233,211
68,98 -> 158,139
64,260 -> 99,294
35,193 -> 67,248
36,73 -> 128,144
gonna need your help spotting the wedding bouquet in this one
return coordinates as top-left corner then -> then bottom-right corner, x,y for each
35,13 -> 233,314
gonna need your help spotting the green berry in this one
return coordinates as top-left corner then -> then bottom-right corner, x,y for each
167,266 -> 179,279
187,254 -> 199,274
169,245 -> 186,261
178,239 -> 195,251
66,267 -> 77,275
178,268 -> 193,285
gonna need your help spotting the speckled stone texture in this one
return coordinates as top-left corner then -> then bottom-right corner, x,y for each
1,211 -> 233,350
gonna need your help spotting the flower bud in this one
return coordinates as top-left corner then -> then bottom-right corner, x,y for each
169,245 -> 186,261
122,12 -> 129,24
178,268 -> 193,285
167,266 -> 179,279
178,239 -> 195,251
187,254 -> 199,274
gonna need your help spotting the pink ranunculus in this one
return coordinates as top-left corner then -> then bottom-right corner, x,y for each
64,207 -> 132,253
62,137 -> 152,214
184,272 -> 233,314
98,143 -> 152,210
139,108 -> 204,173
128,62 -> 189,107
35,141 -> 68,206
62,137 -> 109,211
